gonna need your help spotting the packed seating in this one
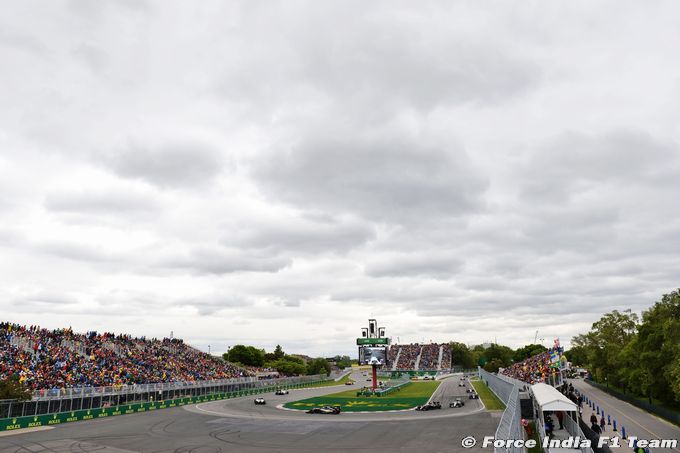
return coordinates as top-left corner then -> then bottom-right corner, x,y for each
440,345 -> 451,369
395,344 -> 420,369
0,322 -> 252,391
418,344 -> 440,369
387,346 -> 400,367
501,349 -> 560,384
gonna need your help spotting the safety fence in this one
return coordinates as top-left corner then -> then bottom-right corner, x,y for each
479,367 -> 524,453
0,374 -> 330,428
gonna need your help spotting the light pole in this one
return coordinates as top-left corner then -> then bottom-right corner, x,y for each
208,345 -> 211,355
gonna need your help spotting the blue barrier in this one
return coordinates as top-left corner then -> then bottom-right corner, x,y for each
622,425 -> 627,439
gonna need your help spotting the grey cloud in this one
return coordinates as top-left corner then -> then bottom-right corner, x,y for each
253,137 -> 487,225
107,141 -> 225,188
35,240 -> 114,263
365,253 -> 464,279
233,216 -> 375,254
13,291 -> 79,306
520,131 -> 678,203
215,3 -> 540,118
44,190 -> 157,214
175,294 -> 252,316
162,247 -> 291,275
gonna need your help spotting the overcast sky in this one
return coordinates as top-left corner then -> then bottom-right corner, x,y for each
1,1 -> 679,357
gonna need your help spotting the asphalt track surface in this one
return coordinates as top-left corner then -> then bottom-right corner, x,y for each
0,372 -> 500,453
569,378 -> 680,453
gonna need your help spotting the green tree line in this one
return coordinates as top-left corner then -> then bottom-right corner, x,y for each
223,344 -> 331,377
566,289 -> 680,405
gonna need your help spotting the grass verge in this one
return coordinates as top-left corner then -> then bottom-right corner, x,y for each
471,380 -> 506,410
284,381 -> 440,412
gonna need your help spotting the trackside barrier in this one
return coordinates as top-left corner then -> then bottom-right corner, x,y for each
0,378 -> 330,431
478,368 -> 524,453
0,379 -> 327,431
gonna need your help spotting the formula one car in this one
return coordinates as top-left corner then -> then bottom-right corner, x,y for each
469,393 -> 479,399
306,405 -> 341,414
466,388 -> 475,393
345,380 -> 354,385
254,397 -> 266,405
415,401 -> 442,411
275,389 -> 289,395
450,398 -> 465,408
458,382 -> 466,387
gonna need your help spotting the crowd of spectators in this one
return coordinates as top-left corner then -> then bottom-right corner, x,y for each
501,349 -> 561,384
418,344 -> 440,369
0,322 -> 251,391
395,344 -> 420,369
440,345 -> 451,369
387,346 -> 400,367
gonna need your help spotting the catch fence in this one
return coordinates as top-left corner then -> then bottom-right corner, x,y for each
0,374 -> 329,420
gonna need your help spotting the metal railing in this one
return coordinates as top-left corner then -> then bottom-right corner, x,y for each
0,374 -> 328,420
479,367 -> 524,453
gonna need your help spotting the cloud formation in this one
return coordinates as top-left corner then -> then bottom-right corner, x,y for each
1,1 -> 679,356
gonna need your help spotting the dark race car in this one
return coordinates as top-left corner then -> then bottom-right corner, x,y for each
307,405 -> 341,414
254,397 -> 266,405
275,389 -> 289,395
450,398 -> 465,408
415,401 -> 442,411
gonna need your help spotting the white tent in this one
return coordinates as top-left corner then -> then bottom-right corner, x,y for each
531,383 -> 577,412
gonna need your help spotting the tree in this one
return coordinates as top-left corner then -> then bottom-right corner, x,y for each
569,290 -> 680,405
0,377 -> 31,401
332,355 -> 352,368
225,345 -> 266,367
513,344 -> 548,362
307,358 -> 331,376
564,345 -> 588,366
450,342 -> 474,369
269,359 -> 307,376
273,344 -> 285,360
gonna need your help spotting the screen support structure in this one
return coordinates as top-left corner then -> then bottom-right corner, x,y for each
357,319 -> 389,391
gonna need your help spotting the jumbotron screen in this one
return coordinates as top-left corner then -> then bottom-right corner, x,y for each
358,346 -> 387,365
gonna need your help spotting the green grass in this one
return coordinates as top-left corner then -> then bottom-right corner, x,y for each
471,380 -> 506,410
284,381 -> 440,412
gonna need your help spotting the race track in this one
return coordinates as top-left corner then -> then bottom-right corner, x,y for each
0,372 -> 500,453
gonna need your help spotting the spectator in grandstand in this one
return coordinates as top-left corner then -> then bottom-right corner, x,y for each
501,349 -> 559,385
0,322 -> 252,391
418,344 -> 440,370
395,344 -> 420,369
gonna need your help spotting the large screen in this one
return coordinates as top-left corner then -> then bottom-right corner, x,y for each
359,346 -> 387,365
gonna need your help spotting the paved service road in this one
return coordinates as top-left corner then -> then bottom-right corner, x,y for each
569,379 -> 680,453
0,372 -> 500,453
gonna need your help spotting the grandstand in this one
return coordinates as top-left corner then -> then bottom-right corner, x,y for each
388,343 -> 451,371
0,322 -> 252,391
500,347 -> 566,387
